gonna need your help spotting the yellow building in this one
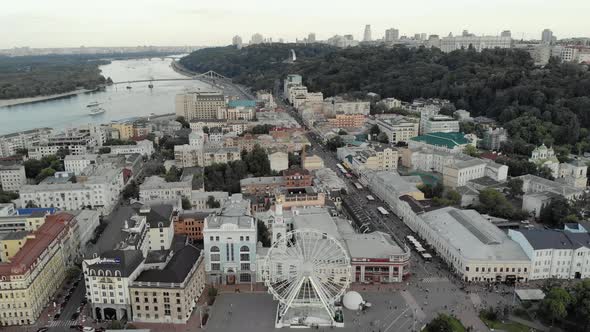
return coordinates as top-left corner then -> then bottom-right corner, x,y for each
111,123 -> 134,140
0,221 -> 68,326
302,154 -> 324,171
0,231 -> 29,262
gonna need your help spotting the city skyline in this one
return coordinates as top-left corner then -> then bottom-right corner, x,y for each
1,0 -> 590,49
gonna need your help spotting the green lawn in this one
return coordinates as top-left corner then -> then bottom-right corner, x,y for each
480,315 -> 531,332
422,314 -> 466,332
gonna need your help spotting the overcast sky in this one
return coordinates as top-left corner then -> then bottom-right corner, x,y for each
1,0 -> 589,48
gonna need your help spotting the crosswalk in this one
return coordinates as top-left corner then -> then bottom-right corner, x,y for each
46,319 -> 78,328
421,276 -> 449,283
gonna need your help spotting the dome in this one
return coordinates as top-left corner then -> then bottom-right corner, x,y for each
342,291 -> 363,310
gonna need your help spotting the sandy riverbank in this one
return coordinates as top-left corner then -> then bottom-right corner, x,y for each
0,88 -> 94,108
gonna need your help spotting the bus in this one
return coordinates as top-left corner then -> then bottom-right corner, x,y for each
354,182 -> 363,190
377,206 -> 390,215
366,195 -> 375,201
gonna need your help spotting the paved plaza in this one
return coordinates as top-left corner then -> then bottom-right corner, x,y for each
204,276 -> 516,332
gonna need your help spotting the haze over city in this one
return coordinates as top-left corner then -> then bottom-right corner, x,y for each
1,0 -> 590,48
2,1 -> 590,332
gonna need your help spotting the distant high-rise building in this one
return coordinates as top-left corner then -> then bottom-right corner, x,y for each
363,25 -> 372,42
414,33 -> 421,40
420,33 -> 427,41
250,33 -> 264,45
385,28 -> 399,42
542,29 -> 553,44
232,35 -> 243,49
501,30 -> 511,38
308,33 -> 316,43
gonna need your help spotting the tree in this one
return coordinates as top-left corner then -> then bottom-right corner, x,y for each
0,190 -> 19,203
181,197 -> 192,210
377,132 -> 389,144
571,280 -> 590,331
56,147 -> 71,159
164,166 -> 181,182
98,147 -> 111,154
506,178 -> 524,198
463,144 -> 479,157
35,167 -> 56,183
176,116 -> 190,128
206,195 -> 220,208
338,129 -> 348,135
288,152 -> 301,168
478,188 -> 526,220
257,220 -> 271,247
326,136 -> 344,151
539,197 -> 577,227
423,314 -> 455,332
541,287 -> 571,325
369,124 -> 381,138
122,180 -> 139,200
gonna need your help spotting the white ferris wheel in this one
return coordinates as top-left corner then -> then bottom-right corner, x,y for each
263,229 -> 351,327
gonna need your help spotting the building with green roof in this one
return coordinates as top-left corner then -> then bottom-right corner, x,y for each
408,132 -> 470,153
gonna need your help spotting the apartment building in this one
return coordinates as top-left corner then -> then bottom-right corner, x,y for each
64,154 -> 98,175
323,98 -> 370,116
375,117 -> 419,143
302,154 -> 324,171
337,145 -> 399,175
139,175 -> 192,202
111,123 -> 135,140
175,91 -> 226,121
0,128 -> 52,158
0,221 -> 68,326
29,129 -> 96,159
173,211 -> 209,242
327,114 -> 367,128
203,194 -> 257,285
20,166 -> 124,213
440,35 -> 512,53
129,245 -> 206,324
0,164 -> 26,192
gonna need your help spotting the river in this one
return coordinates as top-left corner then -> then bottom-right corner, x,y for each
0,56 -> 213,135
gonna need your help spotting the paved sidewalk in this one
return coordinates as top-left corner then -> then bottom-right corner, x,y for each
509,315 -> 550,331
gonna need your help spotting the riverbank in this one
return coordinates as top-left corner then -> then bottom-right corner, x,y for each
0,88 -> 96,108
170,59 -> 196,77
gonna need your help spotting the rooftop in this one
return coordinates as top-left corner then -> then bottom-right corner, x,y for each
344,231 -> 405,259
206,194 -> 254,229
132,203 -> 174,228
0,220 -> 66,276
85,249 -> 144,278
512,229 -> 590,251
421,207 -> 529,262
133,245 -> 201,284
410,132 -> 469,149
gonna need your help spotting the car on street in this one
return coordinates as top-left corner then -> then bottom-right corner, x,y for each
36,328 -> 49,332
71,312 -> 79,320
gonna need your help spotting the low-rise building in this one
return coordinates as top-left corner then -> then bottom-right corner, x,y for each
509,228 -> 590,280
481,127 -> 508,151
421,114 -> 460,135
109,140 -> 154,157
240,177 -> 284,195
398,202 -> 531,283
302,154 -> 324,171
129,245 -> 206,324
269,151 -> 289,172
408,132 -> 471,154
189,191 -> 228,210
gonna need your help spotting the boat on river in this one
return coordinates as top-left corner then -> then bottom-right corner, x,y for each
89,107 -> 106,116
